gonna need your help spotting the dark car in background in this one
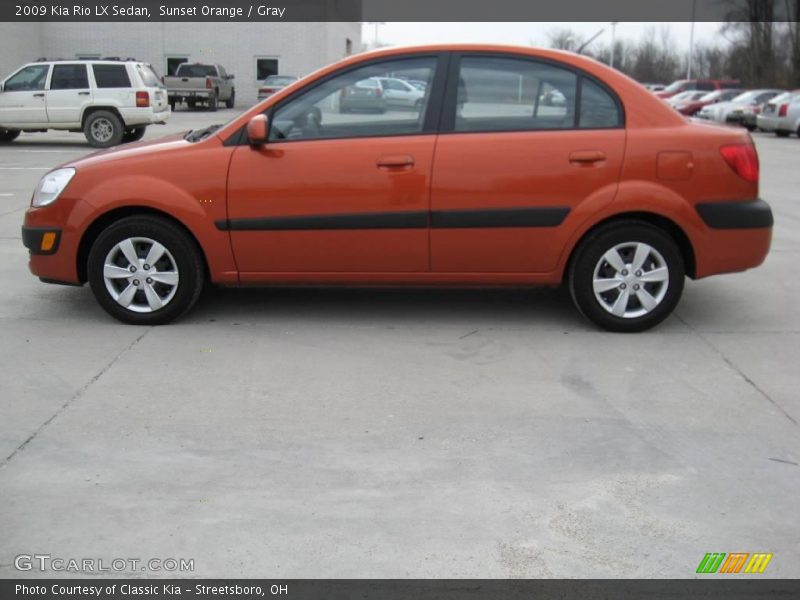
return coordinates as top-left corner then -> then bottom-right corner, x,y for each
656,78 -> 741,99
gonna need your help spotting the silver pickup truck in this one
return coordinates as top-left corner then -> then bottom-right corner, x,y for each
164,63 -> 235,111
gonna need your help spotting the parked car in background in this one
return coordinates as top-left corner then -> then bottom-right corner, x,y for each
698,89 -> 784,128
164,63 -> 235,111
0,59 -> 169,147
340,77 -> 387,113
756,90 -> 800,137
644,83 -> 666,92
407,79 -> 428,91
22,44 -> 773,332
665,90 -> 707,107
257,75 -> 298,101
656,79 -> 741,99
376,77 -> 426,109
675,88 -> 743,116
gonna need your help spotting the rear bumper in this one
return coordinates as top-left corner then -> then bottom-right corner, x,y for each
693,198 -> 773,278
696,198 -> 774,229
120,107 -> 171,126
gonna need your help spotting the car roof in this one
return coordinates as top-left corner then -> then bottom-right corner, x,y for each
31,60 -> 142,66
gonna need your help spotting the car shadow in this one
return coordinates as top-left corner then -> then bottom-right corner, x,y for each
185,285 -> 585,330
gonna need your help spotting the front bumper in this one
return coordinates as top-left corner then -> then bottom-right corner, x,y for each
22,226 -> 61,255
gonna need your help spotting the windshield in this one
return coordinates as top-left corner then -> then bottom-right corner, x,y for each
176,64 -> 217,78
664,80 -> 688,93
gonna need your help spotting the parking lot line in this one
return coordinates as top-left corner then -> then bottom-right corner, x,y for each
0,167 -> 52,170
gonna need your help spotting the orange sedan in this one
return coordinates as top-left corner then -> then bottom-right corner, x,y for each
21,45 -> 773,331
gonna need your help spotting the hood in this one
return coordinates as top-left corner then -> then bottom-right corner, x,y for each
60,132 -> 193,170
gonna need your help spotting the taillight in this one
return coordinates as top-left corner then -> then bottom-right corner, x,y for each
135,91 -> 150,107
719,143 -> 759,184
778,103 -> 789,117
206,77 -> 212,89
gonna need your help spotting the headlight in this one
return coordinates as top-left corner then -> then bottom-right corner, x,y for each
32,168 -> 76,207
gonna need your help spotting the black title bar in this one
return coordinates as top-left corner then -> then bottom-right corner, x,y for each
3,0 -> 798,22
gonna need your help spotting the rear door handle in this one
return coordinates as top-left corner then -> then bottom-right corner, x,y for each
78,91 -> 90,96
377,155 -> 414,169
33,93 -> 44,98
569,150 -> 606,164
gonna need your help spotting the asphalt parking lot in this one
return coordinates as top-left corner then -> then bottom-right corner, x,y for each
1,110 -> 798,578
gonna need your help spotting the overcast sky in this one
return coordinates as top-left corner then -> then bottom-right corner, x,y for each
363,22 -> 725,50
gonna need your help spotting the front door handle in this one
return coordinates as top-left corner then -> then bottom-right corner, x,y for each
33,93 -> 44,98
569,150 -> 606,164
78,91 -> 90,96
377,155 -> 414,169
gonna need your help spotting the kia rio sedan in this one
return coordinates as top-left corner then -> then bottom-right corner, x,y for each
22,45 -> 773,332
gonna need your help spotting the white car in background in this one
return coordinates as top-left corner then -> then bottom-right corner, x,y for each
0,59 -> 169,147
697,89 -> 783,127
665,90 -> 706,107
756,90 -> 800,137
376,77 -> 425,109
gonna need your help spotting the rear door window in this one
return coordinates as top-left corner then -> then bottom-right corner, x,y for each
452,56 -> 579,132
92,64 -> 131,88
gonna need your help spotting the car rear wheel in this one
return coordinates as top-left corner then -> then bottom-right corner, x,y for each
207,94 -> 218,112
568,221 -> 685,332
122,126 -> 146,143
84,111 -> 124,148
88,216 -> 205,325
0,128 -> 20,143
225,90 -> 235,109
775,130 -> 790,138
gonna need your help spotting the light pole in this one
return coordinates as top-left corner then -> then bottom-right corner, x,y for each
610,22 -> 619,69
367,22 -> 385,48
577,28 -> 605,54
687,0 -> 697,79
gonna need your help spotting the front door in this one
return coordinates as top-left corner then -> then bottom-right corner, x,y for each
226,55 -> 443,275
430,54 -> 626,274
0,64 -> 50,126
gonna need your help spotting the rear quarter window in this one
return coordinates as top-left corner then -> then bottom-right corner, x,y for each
579,79 -> 622,128
92,64 -> 131,88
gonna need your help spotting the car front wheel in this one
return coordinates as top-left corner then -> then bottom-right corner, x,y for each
568,221 -> 685,332
87,216 -> 205,325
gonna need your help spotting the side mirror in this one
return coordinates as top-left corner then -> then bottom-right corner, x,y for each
247,115 -> 269,145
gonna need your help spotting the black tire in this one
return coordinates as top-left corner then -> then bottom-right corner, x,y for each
208,94 -> 218,112
568,221 -> 685,333
169,99 -> 176,111
187,99 -> 196,109
225,90 -> 235,109
84,110 -> 124,148
87,216 -> 205,325
0,128 -> 20,143
122,126 -> 146,143
775,130 -> 790,138
745,124 -> 756,132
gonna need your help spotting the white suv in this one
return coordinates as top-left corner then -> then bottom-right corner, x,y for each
0,59 -> 170,147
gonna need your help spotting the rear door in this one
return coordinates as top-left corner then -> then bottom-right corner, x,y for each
46,63 -> 92,124
430,53 -> 626,273
0,64 -> 50,125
